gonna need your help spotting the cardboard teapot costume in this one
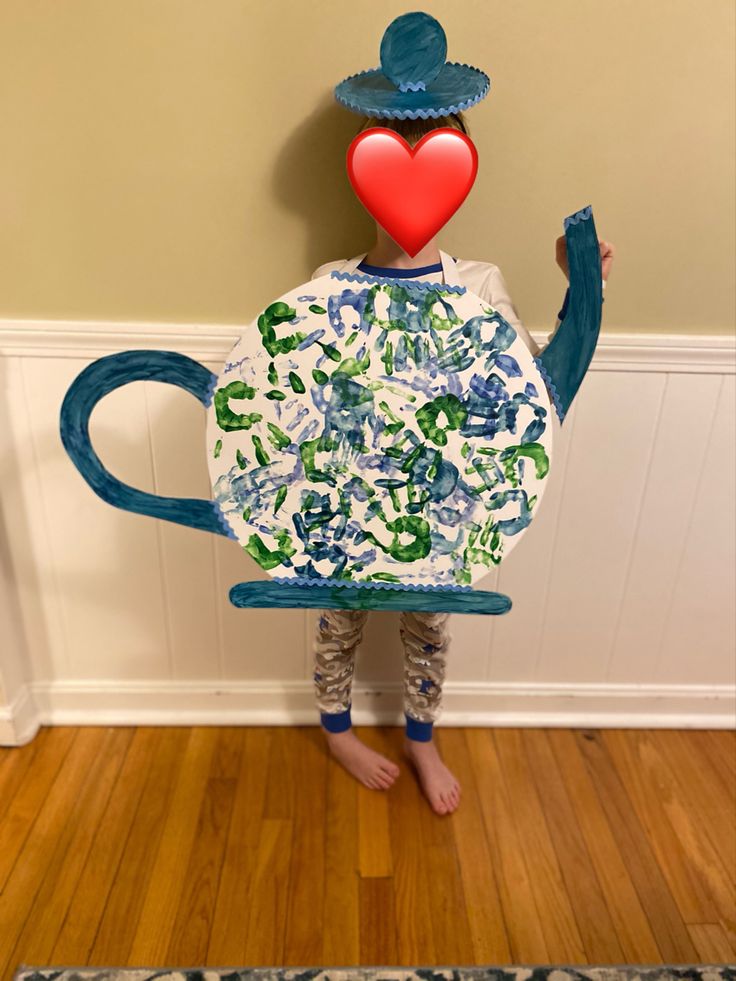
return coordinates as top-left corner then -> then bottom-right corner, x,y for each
60,12 -> 603,616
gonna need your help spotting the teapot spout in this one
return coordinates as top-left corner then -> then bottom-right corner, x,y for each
535,205 -> 604,421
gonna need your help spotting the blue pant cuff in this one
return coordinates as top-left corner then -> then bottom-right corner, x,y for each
405,712 -> 433,742
321,705 -> 352,733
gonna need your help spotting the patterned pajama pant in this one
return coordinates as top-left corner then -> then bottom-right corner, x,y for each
313,609 -> 451,742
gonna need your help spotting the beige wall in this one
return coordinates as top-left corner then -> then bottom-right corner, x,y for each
0,0 -> 734,333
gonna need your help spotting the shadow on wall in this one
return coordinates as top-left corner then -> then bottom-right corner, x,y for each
271,95 -> 375,277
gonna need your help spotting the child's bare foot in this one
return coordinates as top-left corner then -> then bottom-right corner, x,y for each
323,728 -> 401,790
403,737 -> 461,814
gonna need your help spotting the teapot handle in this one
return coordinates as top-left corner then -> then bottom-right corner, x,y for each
60,350 -> 235,538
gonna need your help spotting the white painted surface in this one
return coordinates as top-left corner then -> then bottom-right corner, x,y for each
1,320 -> 734,743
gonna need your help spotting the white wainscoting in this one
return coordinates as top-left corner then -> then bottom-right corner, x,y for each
1,319 -> 734,745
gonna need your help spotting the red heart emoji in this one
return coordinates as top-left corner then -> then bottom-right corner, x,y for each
346,127 -> 478,257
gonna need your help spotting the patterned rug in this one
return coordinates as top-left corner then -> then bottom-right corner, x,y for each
11,967 -> 736,981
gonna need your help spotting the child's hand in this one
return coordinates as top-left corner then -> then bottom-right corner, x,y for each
555,236 -> 615,282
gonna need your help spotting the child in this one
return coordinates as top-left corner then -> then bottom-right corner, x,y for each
312,15 -> 614,816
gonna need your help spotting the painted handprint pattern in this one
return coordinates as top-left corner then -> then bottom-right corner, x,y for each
206,271 -> 553,588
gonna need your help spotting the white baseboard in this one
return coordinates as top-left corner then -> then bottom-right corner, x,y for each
14,678 -> 735,737
0,683 -> 41,746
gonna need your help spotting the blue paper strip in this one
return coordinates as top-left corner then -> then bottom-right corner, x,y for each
229,580 -> 512,614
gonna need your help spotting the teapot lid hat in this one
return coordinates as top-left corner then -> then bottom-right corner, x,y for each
334,11 -> 490,120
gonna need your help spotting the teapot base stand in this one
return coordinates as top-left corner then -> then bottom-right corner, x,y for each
228,580 -> 512,615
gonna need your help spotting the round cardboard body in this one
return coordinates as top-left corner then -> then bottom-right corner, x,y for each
206,271 -> 553,589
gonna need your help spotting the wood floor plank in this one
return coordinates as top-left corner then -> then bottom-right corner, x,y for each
321,735 -> 360,965
494,728 -> 586,962
284,727 -> 328,966
465,728 -> 549,962
603,729 -> 719,924
261,727 -> 296,821
0,728 -> 52,824
523,729 -> 625,962
50,726 -> 161,964
0,727 -> 77,891
688,922 -> 736,962
680,729 -> 736,810
127,727 -> 220,964
409,729 -> 474,965
618,730 -> 736,949
385,728 -> 437,965
702,730 -> 736,786
207,728 -> 272,966
87,727 -> 190,965
10,728 -> 134,970
242,818 -> 293,965
547,729 -> 661,962
0,728 -> 107,980
167,775 -> 238,965
359,877 -> 399,965
209,726 -> 247,781
575,729 -> 698,962
653,730 -> 736,885
357,728 -> 394,878
440,728 -> 512,963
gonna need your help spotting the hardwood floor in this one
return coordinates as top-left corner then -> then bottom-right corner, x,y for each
0,726 -> 734,977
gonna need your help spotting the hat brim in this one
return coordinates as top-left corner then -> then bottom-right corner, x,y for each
334,62 -> 490,119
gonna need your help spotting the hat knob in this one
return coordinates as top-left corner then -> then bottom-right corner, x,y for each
380,11 -> 447,93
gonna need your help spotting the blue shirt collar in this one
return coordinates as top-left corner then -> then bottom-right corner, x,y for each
356,259 -> 447,278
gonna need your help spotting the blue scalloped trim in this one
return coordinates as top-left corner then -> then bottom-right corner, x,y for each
534,356 -> 565,422
563,205 -> 592,230
399,80 -> 426,92
212,501 -> 238,540
271,575 -> 472,594
330,269 -> 466,294
334,62 -> 490,119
